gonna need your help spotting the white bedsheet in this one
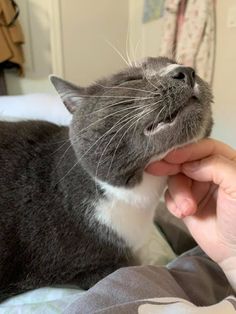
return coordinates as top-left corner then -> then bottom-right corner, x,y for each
0,94 -> 71,125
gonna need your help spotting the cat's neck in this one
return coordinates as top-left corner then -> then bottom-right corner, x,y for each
95,173 -> 166,250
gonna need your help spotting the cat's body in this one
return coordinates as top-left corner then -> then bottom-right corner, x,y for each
0,120 -> 168,300
0,57 -> 213,300
0,121 -> 130,297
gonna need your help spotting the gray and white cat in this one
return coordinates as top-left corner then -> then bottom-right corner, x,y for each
0,57 -> 213,301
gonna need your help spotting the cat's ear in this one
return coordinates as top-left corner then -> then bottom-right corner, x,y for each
50,75 -> 86,113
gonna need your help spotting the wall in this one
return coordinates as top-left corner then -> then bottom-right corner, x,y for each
212,0 -> 236,147
59,0 -> 129,86
129,0 -> 163,60
129,0 -> 236,147
5,0 -> 129,93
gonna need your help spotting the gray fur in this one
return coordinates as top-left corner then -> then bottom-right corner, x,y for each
0,57 -> 213,301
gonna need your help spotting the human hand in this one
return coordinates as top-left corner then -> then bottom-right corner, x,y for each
146,139 -> 236,277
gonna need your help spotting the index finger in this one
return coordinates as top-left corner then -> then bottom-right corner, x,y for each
164,138 -> 236,165
145,160 -> 180,176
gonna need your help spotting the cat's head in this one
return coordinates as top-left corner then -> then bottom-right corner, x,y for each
51,57 -> 213,187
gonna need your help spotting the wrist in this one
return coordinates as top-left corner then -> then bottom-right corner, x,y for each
219,256 -> 236,292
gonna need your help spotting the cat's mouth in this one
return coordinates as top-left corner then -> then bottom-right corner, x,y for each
144,96 -> 198,136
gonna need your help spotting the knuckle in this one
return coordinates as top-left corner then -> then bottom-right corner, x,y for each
210,154 -> 224,165
207,155 -> 225,176
231,154 -> 236,163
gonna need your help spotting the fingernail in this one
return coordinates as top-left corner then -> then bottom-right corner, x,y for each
174,208 -> 183,218
171,208 -> 183,219
183,161 -> 200,171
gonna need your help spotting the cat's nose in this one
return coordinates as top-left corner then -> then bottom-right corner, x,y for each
170,66 -> 195,88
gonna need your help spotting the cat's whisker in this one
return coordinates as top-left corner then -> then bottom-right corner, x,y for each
148,98 -> 164,108
143,104 -> 166,158
97,96 -> 163,115
70,105 -> 143,143
107,103 -> 163,179
134,38 -> 141,66
130,108 -> 142,144
128,28 -> 135,66
104,38 -> 131,67
97,113 -> 142,181
51,138 -> 71,145
149,103 -> 166,130
94,111 -> 140,182
52,117 -> 116,159
51,138 -> 72,155
82,94 -> 154,100
106,110 -> 147,178
125,18 -> 133,67
139,115 -> 152,162
138,104 -> 163,132
61,91 -> 154,100
133,105 -> 162,162
55,158 -> 79,185
95,83 -> 157,95
91,99 -> 143,115
90,112 -> 137,179
54,143 -> 74,170
140,105 -> 160,124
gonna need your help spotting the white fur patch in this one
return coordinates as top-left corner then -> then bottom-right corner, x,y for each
134,224 -> 176,265
95,173 -> 166,251
159,64 -> 180,76
194,82 -> 200,96
146,64 -> 180,78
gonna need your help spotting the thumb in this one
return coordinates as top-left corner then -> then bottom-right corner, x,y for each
182,155 -> 236,199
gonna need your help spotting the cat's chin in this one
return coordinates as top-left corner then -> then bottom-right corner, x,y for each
144,96 -> 199,137
145,136 -> 201,168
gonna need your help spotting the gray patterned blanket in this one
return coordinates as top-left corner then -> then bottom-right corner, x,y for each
1,204 -> 235,313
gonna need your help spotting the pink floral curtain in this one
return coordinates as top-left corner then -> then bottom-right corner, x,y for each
160,0 -> 216,85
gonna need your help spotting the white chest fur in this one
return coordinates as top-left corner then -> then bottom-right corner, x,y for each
95,173 -> 167,251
